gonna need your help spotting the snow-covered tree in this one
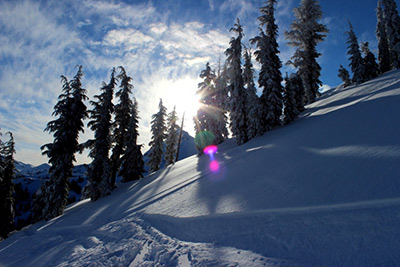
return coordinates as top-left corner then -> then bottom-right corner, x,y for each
85,68 -> 116,201
0,131 -> 15,239
243,48 -> 263,139
225,18 -> 248,145
34,65 -> 88,221
283,73 -> 305,125
212,61 -> 229,144
283,74 -> 298,125
376,1 -> 392,74
338,65 -> 351,88
165,106 -> 179,166
381,0 -> 400,69
110,66 -> 133,187
251,0 -> 283,131
195,63 -> 216,135
346,22 -> 366,84
285,0 -> 329,104
361,42 -> 379,81
119,98 -> 144,182
147,99 -> 167,173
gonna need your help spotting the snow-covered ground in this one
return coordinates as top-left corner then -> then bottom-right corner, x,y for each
1,70 -> 400,266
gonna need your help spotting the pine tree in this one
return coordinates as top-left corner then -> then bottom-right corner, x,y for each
243,48 -> 263,139
195,62 -> 217,139
291,73 -> 306,114
110,66 -> 133,187
213,61 -> 230,143
147,99 -> 167,173
85,68 -> 116,201
251,0 -> 283,131
376,1 -> 392,73
119,98 -> 144,182
0,131 -> 15,239
283,74 -> 298,125
381,0 -> 400,69
225,18 -> 248,145
346,22 -> 366,84
361,42 -> 379,81
338,65 -> 351,87
285,0 -> 329,104
34,65 -> 88,221
165,106 -> 179,166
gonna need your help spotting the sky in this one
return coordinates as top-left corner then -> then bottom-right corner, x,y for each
0,0 -> 397,166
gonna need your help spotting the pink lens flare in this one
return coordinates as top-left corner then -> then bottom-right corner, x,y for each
209,160 -> 220,173
203,145 -> 218,156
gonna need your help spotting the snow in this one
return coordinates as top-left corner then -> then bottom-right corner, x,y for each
2,70 -> 400,265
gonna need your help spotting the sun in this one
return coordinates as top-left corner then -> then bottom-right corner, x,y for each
162,77 -> 201,120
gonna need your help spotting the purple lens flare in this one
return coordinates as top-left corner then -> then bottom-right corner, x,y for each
203,145 -> 219,173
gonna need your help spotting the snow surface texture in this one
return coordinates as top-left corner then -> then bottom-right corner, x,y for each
1,70 -> 400,266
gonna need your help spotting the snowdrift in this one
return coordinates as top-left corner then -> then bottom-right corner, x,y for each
1,70 -> 400,266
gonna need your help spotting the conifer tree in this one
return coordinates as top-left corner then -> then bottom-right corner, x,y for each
34,65 -> 88,221
381,0 -> 400,69
0,131 -> 15,239
285,0 -> 329,104
196,63 -> 216,136
361,42 -> 379,81
283,74 -> 299,125
225,18 -> 248,145
251,0 -> 283,131
346,22 -> 366,84
85,68 -> 116,201
243,48 -> 263,139
376,1 -> 392,73
213,61 -> 230,143
147,99 -> 167,172
165,106 -> 179,166
338,65 -> 351,88
119,98 -> 144,182
110,66 -> 133,187
291,73 -> 306,114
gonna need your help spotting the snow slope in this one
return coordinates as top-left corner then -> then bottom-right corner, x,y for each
1,70 -> 400,266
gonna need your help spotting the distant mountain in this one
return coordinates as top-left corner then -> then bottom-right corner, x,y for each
13,161 -> 88,230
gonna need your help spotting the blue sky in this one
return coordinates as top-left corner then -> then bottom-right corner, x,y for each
0,0 -> 396,165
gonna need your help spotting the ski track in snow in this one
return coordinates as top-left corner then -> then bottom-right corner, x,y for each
2,71 -> 400,266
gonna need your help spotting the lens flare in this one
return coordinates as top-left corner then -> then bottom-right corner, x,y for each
203,145 -> 219,173
203,145 -> 218,156
209,160 -> 220,173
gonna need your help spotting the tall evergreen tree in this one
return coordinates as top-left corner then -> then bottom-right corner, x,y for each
165,106 -> 179,166
346,22 -> 366,84
85,68 -> 116,201
338,65 -> 351,88
225,18 -> 248,145
361,42 -> 379,81
285,0 -> 329,104
195,63 -> 216,136
147,99 -> 167,173
381,0 -> 400,69
213,61 -> 230,143
0,131 -> 15,239
34,65 -> 88,221
376,1 -> 392,73
283,74 -> 299,125
119,98 -> 144,182
243,48 -> 263,139
251,0 -> 283,131
110,66 -> 133,187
